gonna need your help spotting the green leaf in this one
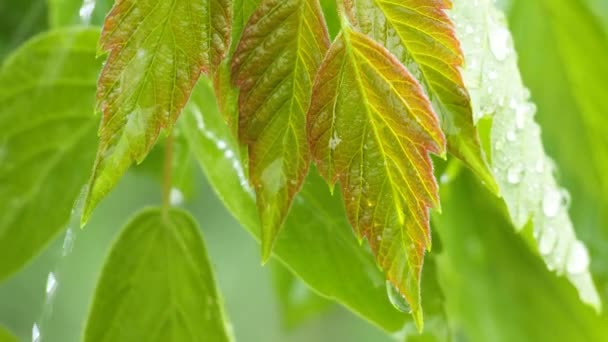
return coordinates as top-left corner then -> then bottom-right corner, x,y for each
270,261 -> 333,328
434,170 -> 608,342
48,0 -> 114,27
231,0 -> 330,260
508,0 -> 608,306
0,325 -> 18,342
84,207 -> 230,342
451,0 -> 601,309
0,28 -> 100,282
181,79 -> 425,334
307,26 -> 446,329
82,0 -> 232,223
344,0 -> 496,192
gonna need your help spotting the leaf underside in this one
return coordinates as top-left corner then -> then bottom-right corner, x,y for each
231,0 -> 330,260
345,0 -> 496,192
307,27 -> 446,329
84,208 -> 230,342
82,0 -> 232,223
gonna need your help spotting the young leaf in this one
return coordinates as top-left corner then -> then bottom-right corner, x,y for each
231,0 -> 330,260
451,0 -> 601,309
84,208 -> 230,342
82,0 -> 232,223
307,26 -> 446,328
181,80 -> 424,334
343,0 -> 496,192
0,28 -> 100,281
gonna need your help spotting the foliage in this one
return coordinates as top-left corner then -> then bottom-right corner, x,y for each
0,0 -> 606,341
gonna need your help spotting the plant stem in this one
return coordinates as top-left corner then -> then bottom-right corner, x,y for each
162,129 -> 175,215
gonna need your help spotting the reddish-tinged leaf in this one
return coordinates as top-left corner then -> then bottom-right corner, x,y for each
82,0 -> 232,222
344,0 -> 496,192
307,26 -> 445,329
231,0 -> 330,260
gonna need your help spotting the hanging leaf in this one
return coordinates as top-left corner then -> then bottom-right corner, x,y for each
0,28 -> 100,281
84,208 -> 231,342
307,26 -> 446,329
181,79 -> 433,334
231,0 -> 330,259
450,0 -> 601,310
343,0 -> 495,192
82,0 -> 232,223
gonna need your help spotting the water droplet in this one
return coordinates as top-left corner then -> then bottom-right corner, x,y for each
62,228 -> 75,257
216,140 -> 227,150
79,0 -> 96,24
32,323 -> 41,342
507,163 -> 523,184
386,281 -> 411,313
224,149 -> 234,159
535,159 -> 544,173
489,26 -> 510,61
506,130 -> 516,141
329,132 -> 342,150
542,189 -> 561,217
169,188 -> 184,206
465,25 -> 474,34
45,273 -> 57,295
539,226 -> 557,255
567,241 -> 590,274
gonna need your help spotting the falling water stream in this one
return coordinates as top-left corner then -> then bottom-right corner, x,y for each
31,2 -> 97,340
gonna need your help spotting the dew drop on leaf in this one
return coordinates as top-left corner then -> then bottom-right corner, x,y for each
32,323 -> 40,342
386,281 -> 411,313
539,227 -> 557,255
45,272 -> 57,295
507,163 -> 523,184
542,189 -> 562,217
567,241 -> 591,275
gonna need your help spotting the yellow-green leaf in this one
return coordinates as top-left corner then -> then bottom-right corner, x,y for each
307,26 -> 446,329
344,0 -> 496,192
231,0 -> 330,260
82,0 -> 232,223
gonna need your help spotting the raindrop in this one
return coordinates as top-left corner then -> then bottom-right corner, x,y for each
507,163 -> 523,184
489,26 -> 510,61
542,189 -> 561,218
506,130 -> 516,142
539,226 -> 557,255
329,132 -> 342,150
566,241 -> 590,274
386,281 -> 410,313
169,188 -> 184,206
45,273 -> 57,295
32,323 -> 41,342
79,0 -> 96,24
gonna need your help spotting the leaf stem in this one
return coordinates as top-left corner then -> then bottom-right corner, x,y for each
162,129 -> 175,216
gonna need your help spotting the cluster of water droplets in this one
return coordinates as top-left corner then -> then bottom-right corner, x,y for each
31,187 -> 84,342
190,105 -> 254,196
450,0 -> 600,310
